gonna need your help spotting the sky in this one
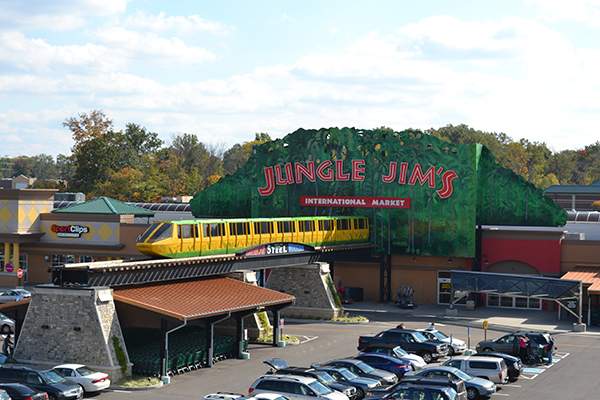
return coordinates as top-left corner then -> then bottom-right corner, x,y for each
1,0 -> 600,159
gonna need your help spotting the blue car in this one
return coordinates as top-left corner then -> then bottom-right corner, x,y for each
354,354 -> 412,378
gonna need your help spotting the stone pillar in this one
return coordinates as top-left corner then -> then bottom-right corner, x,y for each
266,262 -> 342,319
15,285 -> 131,382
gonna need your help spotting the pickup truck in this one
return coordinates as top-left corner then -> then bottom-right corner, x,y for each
358,329 -> 449,363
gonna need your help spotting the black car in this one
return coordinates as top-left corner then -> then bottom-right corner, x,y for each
323,359 -> 398,386
365,376 -> 467,400
474,351 -> 523,381
358,329 -> 449,363
0,366 -> 83,400
263,358 -> 359,400
368,384 -> 459,400
475,331 -> 551,357
0,382 -> 48,400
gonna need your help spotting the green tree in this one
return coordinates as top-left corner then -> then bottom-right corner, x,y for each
11,156 -> 33,177
31,154 -> 58,181
62,110 -> 114,154
124,123 -> 163,162
96,168 -> 145,202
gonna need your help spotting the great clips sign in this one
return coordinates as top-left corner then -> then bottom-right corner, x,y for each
51,224 -> 89,238
258,159 -> 457,199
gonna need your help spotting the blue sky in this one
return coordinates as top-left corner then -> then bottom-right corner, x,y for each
1,0 -> 600,158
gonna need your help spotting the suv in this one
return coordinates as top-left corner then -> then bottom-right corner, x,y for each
263,359 -> 358,400
443,356 -> 508,384
0,365 -> 83,400
322,359 -> 397,385
249,375 -> 349,400
366,376 -> 467,400
476,331 -> 551,357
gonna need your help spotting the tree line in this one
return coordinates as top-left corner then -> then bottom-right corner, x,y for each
0,111 -> 596,202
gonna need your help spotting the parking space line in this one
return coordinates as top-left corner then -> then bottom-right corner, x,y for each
298,335 -> 318,343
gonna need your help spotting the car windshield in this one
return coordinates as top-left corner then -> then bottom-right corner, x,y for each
338,368 -> 359,380
431,331 -> 449,340
356,361 -> 375,373
40,370 -> 66,385
308,380 -> 332,395
0,313 -> 12,322
76,366 -> 96,376
313,371 -> 335,384
412,332 -> 427,342
392,347 -> 409,357
452,369 -> 473,381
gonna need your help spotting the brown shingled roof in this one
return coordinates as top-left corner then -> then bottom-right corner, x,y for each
562,266 -> 600,293
113,276 -> 295,321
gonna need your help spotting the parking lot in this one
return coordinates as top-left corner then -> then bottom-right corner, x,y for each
95,307 -> 600,400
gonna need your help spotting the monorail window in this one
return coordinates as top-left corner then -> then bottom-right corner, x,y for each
255,221 -> 272,234
355,218 -> 366,229
138,223 -> 162,242
149,223 -> 173,242
278,221 -> 294,233
192,224 -> 199,238
237,222 -> 248,235
336,219 -> 349,230
178,224 -> 191,239
201,224 -> 209,238
210,223 -> 224,237
322,219 -> 333,231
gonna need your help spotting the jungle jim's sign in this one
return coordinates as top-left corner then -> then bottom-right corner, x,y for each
258,159 -> 458,199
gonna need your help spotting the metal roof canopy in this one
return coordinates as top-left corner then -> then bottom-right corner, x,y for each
451,270 -> 583,324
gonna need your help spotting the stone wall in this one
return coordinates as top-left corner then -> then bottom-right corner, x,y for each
266,262 -> 342,319
15,285 -> 131,381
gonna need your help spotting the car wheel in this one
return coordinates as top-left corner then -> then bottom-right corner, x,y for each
48,394 -> 58,400
79,384 -> 86,394
355,387 -> 365,399
467,387 -> 478,400
482,347 -> 493,352
448,346 -> 456,356
0,324 -> 10,334
420,351 -> 433,363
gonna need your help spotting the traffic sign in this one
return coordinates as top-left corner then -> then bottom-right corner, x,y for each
4,264 -> 12,273
17,269 -> 23,278
483,320 -> 489,330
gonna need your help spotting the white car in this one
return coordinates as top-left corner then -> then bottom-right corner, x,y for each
0,289 -> 31,304
53,364 -> 110,393
418,329 -> 467,355
0,313 -> 14,334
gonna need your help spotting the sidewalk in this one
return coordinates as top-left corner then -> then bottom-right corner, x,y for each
344,301 -> 596,335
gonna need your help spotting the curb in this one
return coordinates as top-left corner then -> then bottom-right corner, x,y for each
109,381 -> 164,391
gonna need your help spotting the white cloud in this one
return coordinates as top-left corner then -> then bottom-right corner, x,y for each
527,0 -> 600,28
0,0 -> 132,31
0,31 -> 128,74
277,14 -> 296,23
330,27 -> 339,35
119,11 -> 235,35
92,27 -> 217,67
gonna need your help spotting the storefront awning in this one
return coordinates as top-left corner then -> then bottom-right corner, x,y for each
113,276 -> 295,321
562,266 -> 600,294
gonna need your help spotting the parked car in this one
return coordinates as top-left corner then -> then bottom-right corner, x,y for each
474,352 -> 522,381
417,329 -> 467,356
263,358 -> 358,400
204,393 -> 289,400
249,374 -> 349,400
53,364 -> 110,393
322,359 -> 398,385
0,314 -> 14,334
0,290 -> 31,304
442,356 -> 508,384
0,382 -> 48,400
365,376 -> 467,400
405,366 -> 496,400
367,385 -> 459,400
313,366 -> 382,399
358,330 -> 449,363
358,344 -> 427,370
0,365 -> 83,400
353,354 -> 412,378
0,389 -> 9,400
475,331 -> 551,357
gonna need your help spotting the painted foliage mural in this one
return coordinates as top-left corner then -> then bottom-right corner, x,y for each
190,127 -> 567,257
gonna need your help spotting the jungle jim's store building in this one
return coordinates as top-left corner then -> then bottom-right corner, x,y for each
2,127 -> 600,318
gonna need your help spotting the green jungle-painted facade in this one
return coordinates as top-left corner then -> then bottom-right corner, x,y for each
190,127 -> 567,258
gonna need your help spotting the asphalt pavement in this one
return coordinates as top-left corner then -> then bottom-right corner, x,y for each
343,301 -> 595,334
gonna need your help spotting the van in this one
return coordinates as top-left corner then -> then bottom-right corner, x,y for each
442,356 -> 508,384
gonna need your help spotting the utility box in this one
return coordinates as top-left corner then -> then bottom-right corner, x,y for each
466,300 -> 475,311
